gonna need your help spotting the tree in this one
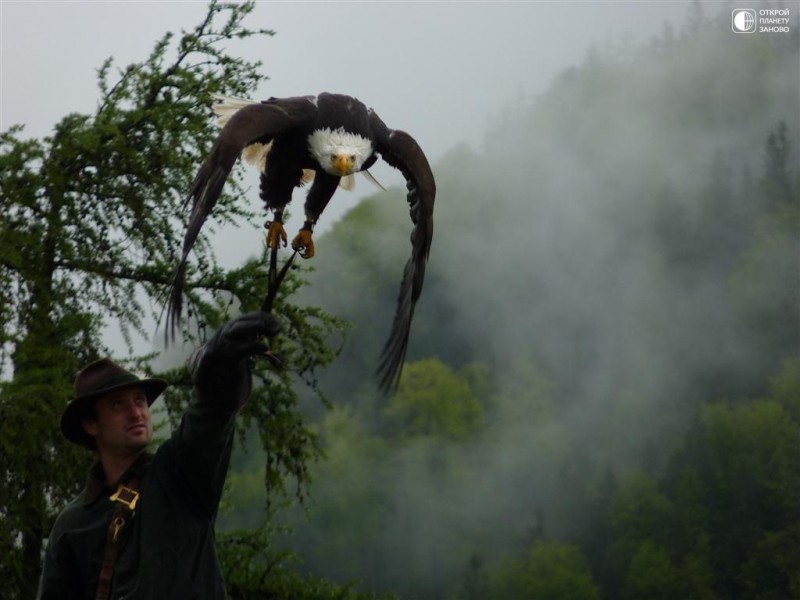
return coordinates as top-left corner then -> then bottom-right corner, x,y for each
384,358 -> 485,440
523,541 -> 600,600
217,518 -> 395,600
0,3 -> 343,596
484,541 -> 600,600
598,472 -> 676,597
622,540 -> 680,600
692,400 -> 800,598
730,124 -> 800,381
277,407 -> 395,591
740,525 -> 800,600
761,122 -> 795,209
609,473 -> 674,551
766,357 -> 800,422
658,388 -> 800,599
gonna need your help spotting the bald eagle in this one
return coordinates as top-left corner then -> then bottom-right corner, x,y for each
168,92 -> 435,392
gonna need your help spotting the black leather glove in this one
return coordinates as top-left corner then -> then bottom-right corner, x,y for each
202,311 -> 281,362
190,312 -> 283,405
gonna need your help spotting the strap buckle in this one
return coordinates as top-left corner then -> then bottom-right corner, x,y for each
110,484 -> 140,510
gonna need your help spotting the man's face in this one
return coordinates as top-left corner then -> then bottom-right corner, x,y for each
82,386 -> 152,457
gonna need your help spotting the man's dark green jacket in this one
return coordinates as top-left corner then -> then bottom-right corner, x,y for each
37,372 -> 247,599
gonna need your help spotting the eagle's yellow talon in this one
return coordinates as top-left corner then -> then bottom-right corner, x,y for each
292,229 -> 315,259
266,221 -> 288,249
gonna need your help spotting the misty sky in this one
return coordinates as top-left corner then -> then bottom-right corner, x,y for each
0,1 -> 695,222
0,0 -> 716,352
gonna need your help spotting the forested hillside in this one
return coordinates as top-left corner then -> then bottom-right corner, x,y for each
221,10 -> 799,600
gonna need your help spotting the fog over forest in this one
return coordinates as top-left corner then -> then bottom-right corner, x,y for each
216,5 -> 799,599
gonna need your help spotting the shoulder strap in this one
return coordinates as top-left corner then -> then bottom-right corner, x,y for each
95,477 -> 141,600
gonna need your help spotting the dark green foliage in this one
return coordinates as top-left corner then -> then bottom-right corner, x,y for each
482,540 -> 600,600
740,525 -> 800,600
668,399 -> 800,598
217,520 -> 395,600
384,358 -> 485,440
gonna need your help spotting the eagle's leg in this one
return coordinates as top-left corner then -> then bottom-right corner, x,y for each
293,172 -> 340,259
291,219 -> 315,259
265,210 -> 288,250
260,167 -> 300,251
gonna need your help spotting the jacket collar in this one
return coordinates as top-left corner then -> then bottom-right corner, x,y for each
80,451 -> 152,506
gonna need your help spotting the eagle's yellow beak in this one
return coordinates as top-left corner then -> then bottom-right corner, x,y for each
332,154 -> 354,175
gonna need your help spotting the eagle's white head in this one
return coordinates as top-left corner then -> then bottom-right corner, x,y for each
308,127 -> 373,176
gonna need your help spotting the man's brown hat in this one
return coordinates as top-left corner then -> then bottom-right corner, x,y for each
61,358 -> 168,448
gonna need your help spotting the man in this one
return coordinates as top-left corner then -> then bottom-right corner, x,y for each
37,311 -> 281,599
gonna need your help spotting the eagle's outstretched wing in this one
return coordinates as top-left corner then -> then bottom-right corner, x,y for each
371,113 -> 436,393
166,96 -> 318,337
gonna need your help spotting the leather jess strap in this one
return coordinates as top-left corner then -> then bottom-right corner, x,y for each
95,479 -> 141,600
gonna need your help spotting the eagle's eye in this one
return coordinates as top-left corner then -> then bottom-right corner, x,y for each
350,155 -> 356,161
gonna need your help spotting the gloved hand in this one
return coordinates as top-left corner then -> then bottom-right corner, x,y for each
190,312 -> 283,404
201,311 -> 282,363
